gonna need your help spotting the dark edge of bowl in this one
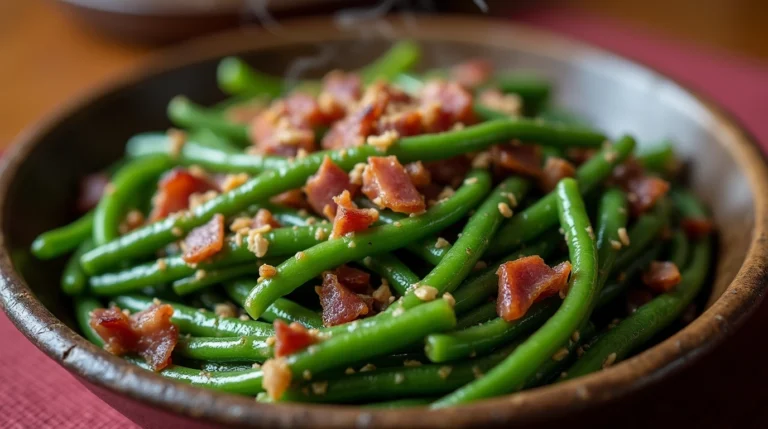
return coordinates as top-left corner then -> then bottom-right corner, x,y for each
1,15 -> 767,429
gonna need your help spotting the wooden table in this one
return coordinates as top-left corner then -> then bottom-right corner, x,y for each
2,0 -> 767,147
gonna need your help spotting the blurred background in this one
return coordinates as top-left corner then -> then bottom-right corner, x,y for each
1,0 -> 767,145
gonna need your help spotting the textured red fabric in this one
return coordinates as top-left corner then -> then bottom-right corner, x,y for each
1,9 -> 767,427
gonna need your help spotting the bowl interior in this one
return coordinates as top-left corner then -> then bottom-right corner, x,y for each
0,19 -> 760,428
6,37 -> 752,329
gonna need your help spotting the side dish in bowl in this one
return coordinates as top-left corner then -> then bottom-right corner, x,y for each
29,41 -> 716,407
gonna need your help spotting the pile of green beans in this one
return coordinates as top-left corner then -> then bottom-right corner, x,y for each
34,41 -> 714,408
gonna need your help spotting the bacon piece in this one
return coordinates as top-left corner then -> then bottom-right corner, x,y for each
362,156 -> 426,214
77,172 -> 110,212
330,190 -> 379,239
539,157 -> 577,192
182,214 -> 225,264
318,272 -> 371,326
496,256 -> 572,321
321,70 -> 362,108
425,157 -> 472,188
642,261 -> 682,293
90,304 -> 178,371
492,143 -> 543,178
404,161 -> 432,188
249,112 -> 316,157
419,81 -> 475,132
305,156 -> 358,219
284,92 -> 326,129
322,97 -> 387,150
566,148 -> 598,166
252,208 -> 281,229
681,218 -> 714,239
334,265 -> 371,293
270,189 -> 309,210
611,159 -> 670,215
273,320 -> 318,358
149,168 -> 219,221
451,58 -> 493,89
378,110 -> 423,137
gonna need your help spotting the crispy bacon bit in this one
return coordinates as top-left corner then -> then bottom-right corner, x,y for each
566,148 -> 598,166
425,157 -> 472,188
378,109 -> 423,137
305,156 -> 358,219
496,256 -> 572,321
321,70 -> 362,108
318,272 -> 370,326
333,265 -> 371,293
404,161 -> 432,189
681,217 -> 714,239
90,304 -> 178,371
611,159 -> 670,215
540,157 -> 577,192
322,87 -> 389,150
248,100 -> 317,157
262,358 -> 292,400
77,172 -> 110,212
362,156 -> 426,214
330,190 -> 379,239
273,320 -> 318,358
253,209 -> 281,229
284,92 -> 327,129
270,188 -> 309,210
149,168 -> 218,221
182,214 -> 225,264
492,143 -> 543,178
419,81 -> 475,132
451,59 -> 493,89
479,89 -> 522,117
642,261 -> 682,293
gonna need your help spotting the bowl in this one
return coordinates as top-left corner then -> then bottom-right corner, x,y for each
1,16 -> 767,428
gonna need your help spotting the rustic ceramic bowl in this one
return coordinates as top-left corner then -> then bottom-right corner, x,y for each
1,16 -> 767,429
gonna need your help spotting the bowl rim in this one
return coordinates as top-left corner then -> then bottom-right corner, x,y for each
1,15 -> 767,428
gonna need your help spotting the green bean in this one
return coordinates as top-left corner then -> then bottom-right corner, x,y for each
173,263 -> 261,296
537,107 -> 592,127
425,299 -> 558,363
88,223 -> 325,295
125,132 -> 286,174
488,135 -> 635,257
360,41 -> 421,83
274,299 -> 456,399
668,229 -> 690,267
244,170 -> 492,318
614,210 -> 666,271
61,239 -> 94,296
31,211 -> 94,259
261,204 -> 316,227
83,118 -> 607,275
225,279 -> 323,329
433,177 -> 597,406
671,189 -> 709,220
74,296 -> 104,346
92,155 -> 173,246
395,177 -> 530,312
361,254 -> 419,296
174,336 -> 272,363
189,128 -> 242,153
365,397 -> 435,408
282,342 -> 514,404
597,242 -> 662,308
491,72 -> 552,114
112,295 -> 274,337
593,189 -> 629,294
128,356 -> 265,395
196,361 -> 254,372
638,141 -> 678,174
167,96 -> 249,144
565,234 -> 711,379
524,322 -> 596,388
217,56 -> 285,98
192,290 -> 230,311
451,233 -> 562,315
454,301 -> 497,330
362,206 -> 449,265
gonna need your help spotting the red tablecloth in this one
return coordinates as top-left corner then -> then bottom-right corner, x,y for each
2,7 -> 767,429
